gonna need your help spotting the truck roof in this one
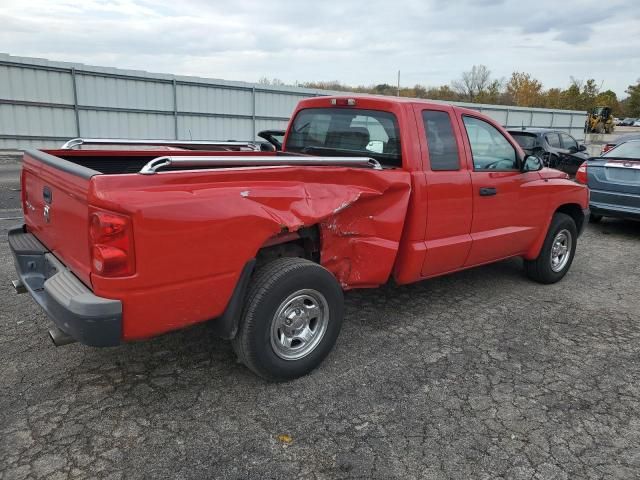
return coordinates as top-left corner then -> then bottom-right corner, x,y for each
297,94 -> 477,114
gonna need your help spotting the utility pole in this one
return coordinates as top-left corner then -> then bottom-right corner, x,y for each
397,70 -> 401,97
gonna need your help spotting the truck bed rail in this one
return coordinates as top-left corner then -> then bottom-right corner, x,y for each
60,138 -> 261,151
139,155 -> 383,174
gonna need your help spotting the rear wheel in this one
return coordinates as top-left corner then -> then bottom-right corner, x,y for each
232,258 -> 344,381
524,213 -> 577,284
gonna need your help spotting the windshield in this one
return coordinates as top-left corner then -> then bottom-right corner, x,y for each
286,108 -> 402,167
603,141 -> 640,159
509,132 -> 538,150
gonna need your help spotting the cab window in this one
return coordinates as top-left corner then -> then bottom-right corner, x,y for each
462,116 -> 518,170
422,110 -> 460,171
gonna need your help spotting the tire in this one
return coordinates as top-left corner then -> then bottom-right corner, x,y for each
524,213 -> 577,284
589,214 -> 603,223
232,258 -> 344,381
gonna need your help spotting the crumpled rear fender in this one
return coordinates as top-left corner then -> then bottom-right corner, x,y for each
91,166 -> 412,294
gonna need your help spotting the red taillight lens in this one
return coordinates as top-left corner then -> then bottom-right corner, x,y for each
21,170 -> 27,216
601,144 -> 614,154
575,161 -> 588,185
89,210 -> 135,277
330,98 -> 357,106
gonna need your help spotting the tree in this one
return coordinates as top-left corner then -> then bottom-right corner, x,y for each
561,80 -> 583,110
624,79 -> 640,117
476,79 -> 505,105
594,90 -> 619,114
451,65 -> 492,102
543,88 -> 563,109
506,72 -> 543,107
581,78 -> 600,110
258,77 -> 286,86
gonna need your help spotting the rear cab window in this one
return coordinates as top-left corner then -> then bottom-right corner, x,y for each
285,108 -> 402,167
422,110 -> 460,171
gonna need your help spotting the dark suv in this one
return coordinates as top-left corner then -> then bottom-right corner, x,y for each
507,128 -> 588,176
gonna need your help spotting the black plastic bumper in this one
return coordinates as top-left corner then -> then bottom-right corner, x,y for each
8,225 -> 122,347
590,203 -> 640,221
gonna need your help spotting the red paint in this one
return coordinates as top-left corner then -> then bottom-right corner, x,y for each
21,95 -> 588,342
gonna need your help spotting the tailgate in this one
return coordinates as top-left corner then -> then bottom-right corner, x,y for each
22,151 -> 94,286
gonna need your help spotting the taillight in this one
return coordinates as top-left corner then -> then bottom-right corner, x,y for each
330,98 -> 357,106
21,170 -> 27,215
601,144 -> 614,154
89,209 -> 135,277
575,161 -> 588,185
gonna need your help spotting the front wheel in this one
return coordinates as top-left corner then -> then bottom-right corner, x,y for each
524,213 -> 577,284
232,258 -> 344,381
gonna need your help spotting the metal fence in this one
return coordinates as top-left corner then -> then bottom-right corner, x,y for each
0,54 -> 588,150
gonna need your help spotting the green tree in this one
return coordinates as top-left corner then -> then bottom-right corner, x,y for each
561,79 -> 583,110
581,78 -> 600,110
594,90 -> 619,115
543,88 -> 563,109
477,79 -> 505,104
624,79 -> 640,117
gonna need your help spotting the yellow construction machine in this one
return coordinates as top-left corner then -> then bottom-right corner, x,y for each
585,106 -> 615,134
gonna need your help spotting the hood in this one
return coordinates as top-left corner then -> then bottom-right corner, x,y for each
539,168 -> 569,180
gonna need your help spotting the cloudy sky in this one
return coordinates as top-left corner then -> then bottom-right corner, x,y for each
1,0 -> 638,96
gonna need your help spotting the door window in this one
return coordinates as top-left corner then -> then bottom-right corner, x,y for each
546,133 -> 561,148
560,133 -> 577,151
422,110 -> 460,171
462,116 -> 518,170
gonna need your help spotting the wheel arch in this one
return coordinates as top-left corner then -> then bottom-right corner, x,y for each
524,203 -> 586,260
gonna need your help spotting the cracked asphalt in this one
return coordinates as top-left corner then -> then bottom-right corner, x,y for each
1,153 -> 640,479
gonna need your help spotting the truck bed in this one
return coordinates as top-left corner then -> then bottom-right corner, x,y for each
43,149 -> 280,175
20,147 -> 412,340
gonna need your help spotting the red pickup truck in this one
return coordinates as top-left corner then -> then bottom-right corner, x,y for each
9,95 -> 589,380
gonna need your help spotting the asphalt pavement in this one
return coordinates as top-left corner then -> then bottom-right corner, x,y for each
1,153 -> 639,479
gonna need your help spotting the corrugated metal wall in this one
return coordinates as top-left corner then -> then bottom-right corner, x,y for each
0,54 -> 587,150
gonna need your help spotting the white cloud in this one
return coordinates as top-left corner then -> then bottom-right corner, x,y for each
0,0 -> 638,96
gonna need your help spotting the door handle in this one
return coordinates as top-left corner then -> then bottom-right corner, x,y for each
479,187 -> 497,196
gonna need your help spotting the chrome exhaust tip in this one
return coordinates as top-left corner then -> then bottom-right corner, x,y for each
48,327 -> 77,347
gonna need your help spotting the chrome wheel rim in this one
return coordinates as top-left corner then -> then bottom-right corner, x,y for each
270,289 -> 329,361
550,229 -> 572,272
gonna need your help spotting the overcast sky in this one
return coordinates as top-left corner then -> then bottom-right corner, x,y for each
1,0 -> 638,96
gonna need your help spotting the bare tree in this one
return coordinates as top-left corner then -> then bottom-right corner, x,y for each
452,65 -> 492,101
257,77 -> 286,86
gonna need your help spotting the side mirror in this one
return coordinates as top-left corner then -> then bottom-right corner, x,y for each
522,155 -> 543,172
578,144 -> 587,152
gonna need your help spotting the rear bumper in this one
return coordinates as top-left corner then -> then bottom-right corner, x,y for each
590,201 -> 640,220
8,225 -> 122,347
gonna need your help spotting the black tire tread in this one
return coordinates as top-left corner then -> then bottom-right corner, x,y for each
232,257 -> 339,381
524,212 -> 577,284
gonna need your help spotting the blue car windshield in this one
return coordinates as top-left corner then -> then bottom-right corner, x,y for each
604,141 -> 640,159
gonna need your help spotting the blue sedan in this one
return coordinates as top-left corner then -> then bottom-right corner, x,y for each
576,140 -> 640,222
